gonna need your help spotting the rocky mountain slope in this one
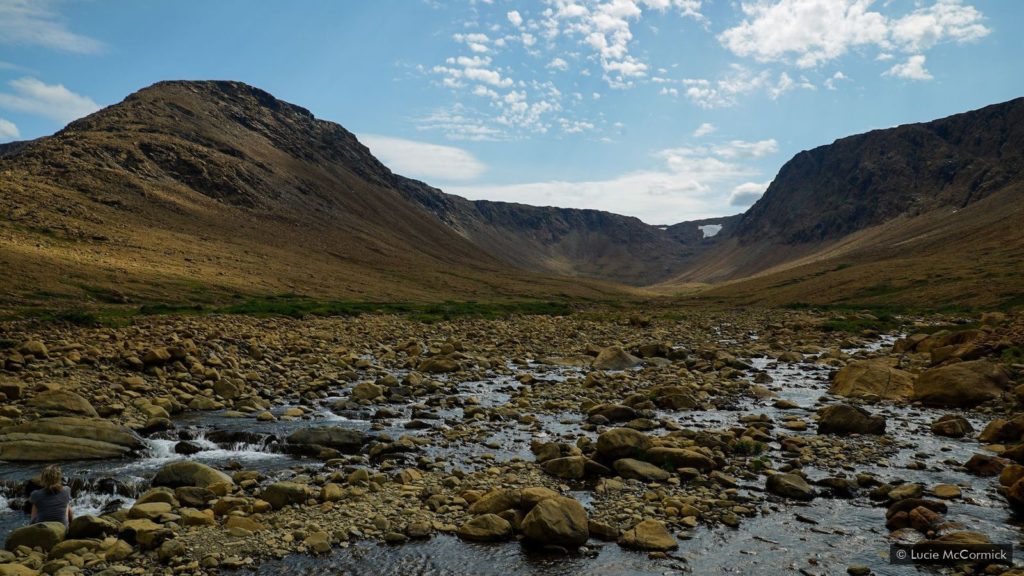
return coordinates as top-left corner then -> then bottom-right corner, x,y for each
1,80 -> 1020,310
0,80 -> 733,308
661,98 -> 1024,307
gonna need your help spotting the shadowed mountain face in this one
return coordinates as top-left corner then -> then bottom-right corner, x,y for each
736,97 -> 1024,244
661,98 -> 1024,307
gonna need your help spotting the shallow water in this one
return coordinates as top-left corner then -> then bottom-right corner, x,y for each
2,333 -> 1021,575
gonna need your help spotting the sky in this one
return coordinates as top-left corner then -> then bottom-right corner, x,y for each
0,0 -> 1021,225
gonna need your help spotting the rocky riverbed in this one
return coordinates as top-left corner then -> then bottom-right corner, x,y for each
1,308 -> 1023,575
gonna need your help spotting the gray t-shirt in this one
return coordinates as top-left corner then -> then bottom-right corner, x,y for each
29,487 -> 70,525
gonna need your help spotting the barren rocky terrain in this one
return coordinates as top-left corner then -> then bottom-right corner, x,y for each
0,306 -> 1022,575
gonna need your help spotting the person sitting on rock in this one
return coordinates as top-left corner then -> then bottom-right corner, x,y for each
29,465 -> 73,526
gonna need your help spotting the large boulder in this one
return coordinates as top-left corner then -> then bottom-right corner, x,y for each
912,360 -> 1011,408
830,358 -> 914,400
0,417 -> 144,461
595,428 -> 653,461
614,458 -> 671,481
521,496 -> 589,548
816,404 -> 886,435
592,347 -> 642,371
286,426 -> 368,453
641,447 -> 715,471
457,514 -> 512,542
4,522 -> 65,552
262,482 -> 310,509
617,519 -> 678,551
467,488 -> 521,515
27,390 -> 97,417
766,473 -> 815,500
151,461 -> 233,489
68,515 -> 118,539
587,404 -> 637,422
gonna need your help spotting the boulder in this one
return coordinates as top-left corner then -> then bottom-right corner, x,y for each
0,564 -> 39,575
766,473 -> 815,500
457,514 -> 512,542
587,404 -> 637,422
930,415 -> 974,438
151,461 -> 233,489
417,356 -> 460,373
964,453 -> 1009,476
521,496 -> 589,548
351,382 -> 383,401
286,426 -> 367,453
817,404 -> 886,435
48,539 -> 101,558
4,522 -> 65,552
912,360 -> 1011,408
641,447 -> 715,471
592,347 -> 642,371
27,390 -> 97,417
613,458 -> 671,481
618,519 -> 678,551
542,456 -> 587,480
595,428 -> 653,461
262,482 -> 309,509
830,358 -> 914,400
468,489 -> 522,515
68,515 -> 118,539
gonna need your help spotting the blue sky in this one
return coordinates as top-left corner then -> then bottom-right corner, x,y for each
0,0 -> 1021,224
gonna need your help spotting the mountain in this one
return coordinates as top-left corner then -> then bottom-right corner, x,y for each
394,180 -> 728,285
0,80 -> 640,307
2,79 -> 1020,311
661,97 -> 1024,308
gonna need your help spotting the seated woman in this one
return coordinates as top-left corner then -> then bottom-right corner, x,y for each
29,465 -> 73,526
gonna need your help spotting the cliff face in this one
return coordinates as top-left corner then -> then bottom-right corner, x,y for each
736,98 -> 1024,244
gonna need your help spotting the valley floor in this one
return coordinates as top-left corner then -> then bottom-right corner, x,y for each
0,307 -> 1023,575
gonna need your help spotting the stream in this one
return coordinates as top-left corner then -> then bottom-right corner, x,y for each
1,332 -> 1019,575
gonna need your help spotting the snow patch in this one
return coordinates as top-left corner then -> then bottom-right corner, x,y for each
698,224 -> 722,238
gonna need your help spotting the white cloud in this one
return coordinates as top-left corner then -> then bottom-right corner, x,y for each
446,136 -> 771,224
890,0 -> 989,52
0,117 -> 19,141
719,0 -> 988,69
358,134 -> 487,181
507,10 -> 524,27
884,54 -> 933,80
540,0 -> 705,87
712,138 -> 778,158
728,181 -> 769,206
547,57 -> 570,70
415,105 -> 507,141
0,77 -> 99,124
682,65 -> 772,108
720,0 -> 889,68
824,70 -> 848,90
692,122 -> 716,137
0,0 -> 102,53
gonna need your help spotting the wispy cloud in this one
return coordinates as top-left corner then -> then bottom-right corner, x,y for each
0,77 -> 100,124
0,117 -> 19,141
0,0 -> 103,54
358,134 -> 487,181
692,122 -> 716,137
